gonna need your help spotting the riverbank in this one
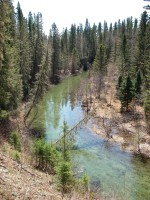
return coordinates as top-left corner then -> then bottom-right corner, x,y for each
0,65 -> 150,199
0,74 -> 100,200
0,107 -> 98,200
86,63 -> 150,158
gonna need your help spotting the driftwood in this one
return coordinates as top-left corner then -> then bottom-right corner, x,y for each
55,108 -> 96,144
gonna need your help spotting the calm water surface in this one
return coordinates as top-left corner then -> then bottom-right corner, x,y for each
32,74 -> 150,200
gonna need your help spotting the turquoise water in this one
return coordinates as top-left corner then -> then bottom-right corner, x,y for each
32,74 -> 150,200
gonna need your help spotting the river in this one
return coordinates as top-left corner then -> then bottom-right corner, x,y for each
31,74 -> 150,200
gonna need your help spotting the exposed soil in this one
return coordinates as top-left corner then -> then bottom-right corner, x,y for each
0,151 -> 62,200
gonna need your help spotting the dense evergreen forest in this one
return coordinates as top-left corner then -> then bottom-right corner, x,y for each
0,0 -> 150,127
1,0 -> 150,199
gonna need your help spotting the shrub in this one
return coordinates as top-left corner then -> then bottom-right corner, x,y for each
11,151 -> 21,163
80,173 -> 90,191
9,131 -> 21,151
32,139 -> 60,173
56,161 -> 74,193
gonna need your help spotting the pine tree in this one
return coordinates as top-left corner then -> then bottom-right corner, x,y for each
0,0 -> 22,119
118,75 -> 134,111
51,23 -> 60,83
69,24 -> 76,53
76,24 -> 83,58
138,11 -> 149,77
60,28 -> 69,73
28,12 -> 44,84
93,44 -> 107,73
135,70 -> 142,96
93,44 -> 107,99
88,23 -> 97,63
116,75 -> 123,97
144,19 -> 150,124
113,22 -> 118,62
16,2 -> 31,98
24,42 -> 52,121
98,22 -> 103,44
118,75 -> 123,88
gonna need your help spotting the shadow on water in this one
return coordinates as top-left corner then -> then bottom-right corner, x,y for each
32,74 -> 150,200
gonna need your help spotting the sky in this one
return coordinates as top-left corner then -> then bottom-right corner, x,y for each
13,0 -> 145,34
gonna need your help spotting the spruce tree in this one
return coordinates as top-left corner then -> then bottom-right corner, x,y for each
0,0 -> 22,119
93,44 -> 107,73
144,20 -> 150,123
138,11 -> 149,77
51,23 -> 60,83
135,70 -> 142,96
69,24 -> 76,53
16,2 -> 31,98
116,75 -> 123,97
118,75 -> 134,111
60,28 -> 69,73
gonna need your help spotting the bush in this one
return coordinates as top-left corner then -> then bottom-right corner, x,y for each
9,131 -> 21,151
56,161 -> 74,193
32,139 -> 60,173
0,110 -> 9,120
12,151 -> 21,163
80,173 -> 90,191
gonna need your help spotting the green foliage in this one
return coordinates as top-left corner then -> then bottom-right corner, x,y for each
9,131 -> 21,151
60,121 -> 74,161
71,48 -> 80,74
16,2 -> 31,98
117,75 -> 123,91
56,161 -> 74,193
144,91 -> 150,123
51,23 -> 60,83
118,75 -> 134,111
0,0 -> 22,118
55,121 -> 75,193
0,0 -> 149,137
79,173 -> 89,191
93,44 -> 107,73
32,139 -> 60,173
135,71 -> 142,97
11,151 -> 21,163
69,24 -> 76,53
0,110 -> 9,120
138,11 -> 149,77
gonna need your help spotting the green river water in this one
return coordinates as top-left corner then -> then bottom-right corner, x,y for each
31,74 -> 150,200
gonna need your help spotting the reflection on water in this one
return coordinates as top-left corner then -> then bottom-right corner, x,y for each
32,74 -> 150,200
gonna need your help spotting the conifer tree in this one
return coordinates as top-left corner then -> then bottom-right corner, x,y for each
93,44 -> 107,99
135,71 -> 142,96
116,75 -> 123,97
76,24 -> 83,58
16,2 -> 31,98
138,11 -> 149,77
69,24 -> 76,53
0,0 -> 22,119
88,23 -> 97,63
98,22 -> 103,44
60,28 -> 69,73
144,20 -> 150,124
28,12 -> 44,84
118,75 -> 134,111
51,23 -> 60,83
94,44 -> 107,73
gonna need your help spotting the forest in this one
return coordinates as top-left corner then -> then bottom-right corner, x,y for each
0,1 -> 150,122
0,0 -> 150,199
